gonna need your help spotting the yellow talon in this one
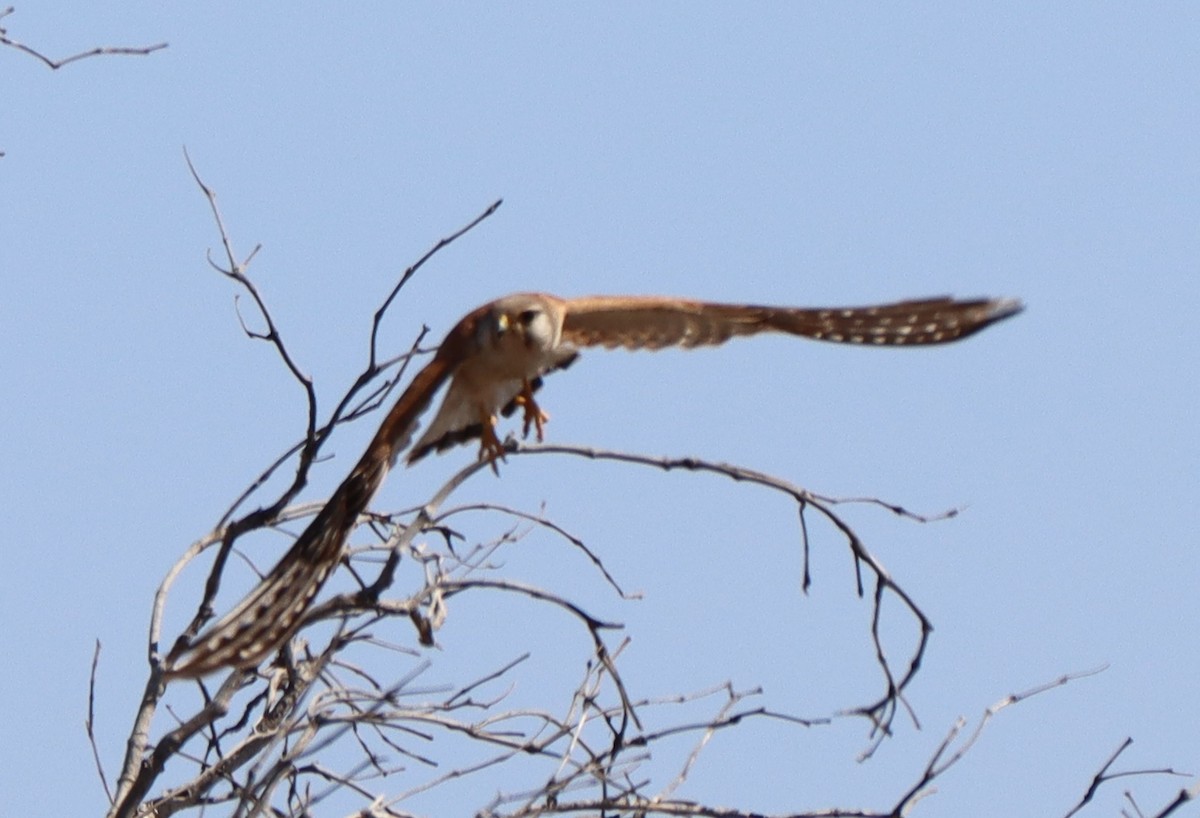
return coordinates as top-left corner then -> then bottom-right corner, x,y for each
514,379 -> 549,441
477,413 -> 506,474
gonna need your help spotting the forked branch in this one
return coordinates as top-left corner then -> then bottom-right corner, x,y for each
0,7 -> 166,70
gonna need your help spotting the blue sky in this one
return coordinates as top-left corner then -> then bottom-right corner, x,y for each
2,4 -> 1197,816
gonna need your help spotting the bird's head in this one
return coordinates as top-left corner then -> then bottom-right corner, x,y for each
482,293 -> 561,354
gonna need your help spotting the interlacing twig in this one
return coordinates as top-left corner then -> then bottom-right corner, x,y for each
107,161 -> 502,816
513,441 -> 935,744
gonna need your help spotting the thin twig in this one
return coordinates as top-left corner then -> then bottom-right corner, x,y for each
368,198 -> 503,370
513,441 -> 937,739
0,7 -> 166,70
890,667 -> 1107,815
86,640 -> 114,804
1063,735 -> 1192,818
434,501 -> 634,598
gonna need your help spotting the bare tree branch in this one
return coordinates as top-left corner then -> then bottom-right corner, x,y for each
367,198 -> 503,372
172,152 -> 501,666
86,639 -> 113,805
429,501 -> 635,599
1149,782 -> 1200,818
884,668 -> 1105,815
1063,735 -> 1193,818
107,164 -> 503,818
512,441 -> 938,743
0,7 -> 166,70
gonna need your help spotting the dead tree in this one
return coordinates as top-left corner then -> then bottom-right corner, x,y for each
95,160 -> 1192,818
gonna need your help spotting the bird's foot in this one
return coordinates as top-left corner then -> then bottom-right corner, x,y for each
477,414 -> 506,474
514,379 -> 549,441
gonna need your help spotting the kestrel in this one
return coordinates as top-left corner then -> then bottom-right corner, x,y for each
164,292 -> 1021,678
404,293 -> 1024,465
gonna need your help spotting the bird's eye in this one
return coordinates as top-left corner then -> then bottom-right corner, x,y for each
518,309 -> 539,325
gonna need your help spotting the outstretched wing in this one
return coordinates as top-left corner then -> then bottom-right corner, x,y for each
165,290 -> 1023,678
559,295 -> 1023,350
165,345 -> 458,678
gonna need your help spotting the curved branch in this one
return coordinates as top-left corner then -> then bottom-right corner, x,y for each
0,7 -> 166,70
512,441 -> 940,739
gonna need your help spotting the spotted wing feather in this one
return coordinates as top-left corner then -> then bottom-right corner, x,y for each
166,347 -> 457,677
560,295 -> 1023,350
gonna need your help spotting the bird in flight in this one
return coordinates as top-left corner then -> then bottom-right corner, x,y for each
403,293 -> 1024,466
164,292 -> 1022,678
